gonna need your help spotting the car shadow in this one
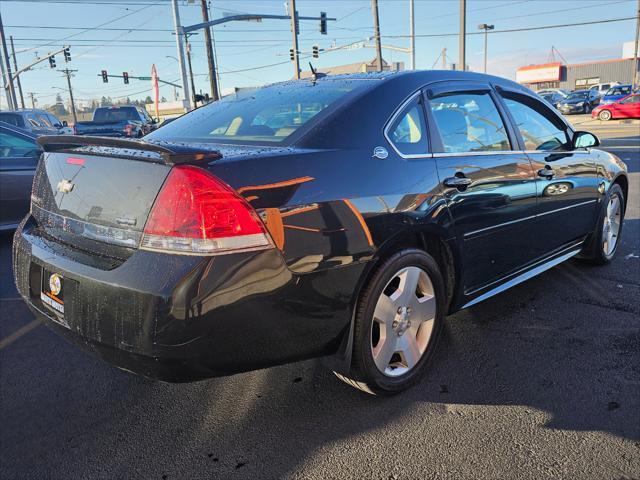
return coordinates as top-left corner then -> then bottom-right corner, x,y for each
1,220 -> 638,479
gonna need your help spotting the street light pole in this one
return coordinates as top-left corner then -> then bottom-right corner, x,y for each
633,0 -> 639,90
478,23 -> 494,74
409,0 -> 415,70
170,0 -> 192,111
200,0 -> 219,100
0,11 -> 17,110
59,69 -> 78,124
9,36 -> 25,109
458,0 -> 466,71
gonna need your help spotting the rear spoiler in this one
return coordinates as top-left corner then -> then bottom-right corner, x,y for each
36,135 -> 222,165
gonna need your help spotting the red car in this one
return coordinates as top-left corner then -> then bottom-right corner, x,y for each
592,93 -> 640,121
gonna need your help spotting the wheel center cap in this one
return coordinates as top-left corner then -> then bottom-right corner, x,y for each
396,306 -> 411,335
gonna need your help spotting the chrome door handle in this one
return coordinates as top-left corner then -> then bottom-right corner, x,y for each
537,167 -> 555,179
443,176 -> 472,188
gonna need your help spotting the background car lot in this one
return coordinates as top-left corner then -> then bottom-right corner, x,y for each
0,118 -> 638,480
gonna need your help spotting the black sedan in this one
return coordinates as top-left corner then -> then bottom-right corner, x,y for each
557,89 -> 600,114
0,121 -> 41,230
13,71 -> 628,395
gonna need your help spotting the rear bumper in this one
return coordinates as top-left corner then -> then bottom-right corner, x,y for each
13,218 -> 363,381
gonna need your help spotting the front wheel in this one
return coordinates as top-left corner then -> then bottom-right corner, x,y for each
598,109 -> 612,121
582,184 -> 625,264
334,249 -> 445,395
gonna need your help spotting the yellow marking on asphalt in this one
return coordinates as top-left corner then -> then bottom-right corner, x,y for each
0,319 -> 41,350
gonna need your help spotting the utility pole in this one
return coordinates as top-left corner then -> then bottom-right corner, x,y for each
458,0 -> 466,71
59,68 -> 77,124
171,0 -> 192,111
478,24 -> 494,74
442,47 -> 447,69
371,0 -> 383,71
409,0 -> 415,70
185,37 -> 196,106
633,0 -> 639,90
288,0 -> 300,79
28,92 -> 36,109
9,36 -> 25,109
200,0 -> 219,100
0,11 -> 17,110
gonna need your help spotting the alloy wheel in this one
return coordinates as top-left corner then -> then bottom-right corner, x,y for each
603,193 -> 622,256
370,266 -> 436,377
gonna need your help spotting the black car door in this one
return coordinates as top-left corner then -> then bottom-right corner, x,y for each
497,89 -> 601,257
0,125 -> 41,228
426,83 -> 538,294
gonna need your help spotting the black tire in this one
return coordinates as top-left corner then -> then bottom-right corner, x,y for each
581,184 -> 625,265
335,249 -> 445,395
598,109 -> 612,121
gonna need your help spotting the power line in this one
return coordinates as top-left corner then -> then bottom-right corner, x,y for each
382,16 -> 638,39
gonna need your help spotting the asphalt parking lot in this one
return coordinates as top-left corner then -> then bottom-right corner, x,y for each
1,118 -> 638,480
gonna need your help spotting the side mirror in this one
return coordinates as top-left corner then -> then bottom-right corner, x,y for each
153,117 -> 159,124
573,131 -> 599,149
62,120 -> 68,127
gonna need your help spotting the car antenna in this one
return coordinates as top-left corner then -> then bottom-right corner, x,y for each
308,62 -> 326,83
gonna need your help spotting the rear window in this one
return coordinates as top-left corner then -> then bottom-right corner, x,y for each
93,107 -> 140,122
0,113 -> 25,128
146,80 -> 369,145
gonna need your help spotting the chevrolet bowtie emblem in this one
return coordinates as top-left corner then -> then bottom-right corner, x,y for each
57,179 -> 74,194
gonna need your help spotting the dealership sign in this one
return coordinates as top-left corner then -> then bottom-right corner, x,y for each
516,62 -> 562,84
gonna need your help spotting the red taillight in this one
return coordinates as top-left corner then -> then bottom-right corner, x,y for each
123,124 -> 134,137
141,165 -> 272,255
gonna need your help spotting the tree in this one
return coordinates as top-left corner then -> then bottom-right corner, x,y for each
55,93 -> 64,104
144,96 -> 153,104
49,102 -> 68,116
160,96 -> 167,103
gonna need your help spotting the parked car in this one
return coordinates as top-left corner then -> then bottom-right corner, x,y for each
557,89 -> 600,114
0,109 -> 70,135
0,122 -> 41,230
74,105 -> 157,137
592,93 -> 640,121
599,84 -> 633,105
589,82 -> 620,98
536,88 -> 569,98
13,71 -> 628,395
539,92 -> 563,108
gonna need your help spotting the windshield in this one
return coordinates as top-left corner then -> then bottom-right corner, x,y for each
146,80 -> 370,145
567,92 -> 588,100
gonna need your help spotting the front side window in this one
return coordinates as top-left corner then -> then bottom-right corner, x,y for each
429,91 -> 510,153
502,96 -> 569,151
387,96 -> 428,155
0,113 -> 24,128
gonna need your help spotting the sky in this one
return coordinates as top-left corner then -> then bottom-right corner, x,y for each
1,0 -> 638,109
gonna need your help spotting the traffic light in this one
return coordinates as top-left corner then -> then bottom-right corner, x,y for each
48,55 -> 56,68
319,12 -> 327,35
101,70 -> 108,83
289,48 -> 295,61
123,72 -> 129,84
63,47 -> 71,62
312,45 -> 319,58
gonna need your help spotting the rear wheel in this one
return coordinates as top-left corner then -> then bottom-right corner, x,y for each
598,109 -> 612,121
582,184 -> 625,264
334,249 -> 445,395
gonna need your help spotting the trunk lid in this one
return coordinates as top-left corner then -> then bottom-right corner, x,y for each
31,152 -> 172,250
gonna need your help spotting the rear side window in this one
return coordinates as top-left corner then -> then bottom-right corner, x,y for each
0,131 -> 40,158
429,92 -> 510,153
502,95 -> 569,151
387,95 -> 428,155
621,94 -> 639,104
